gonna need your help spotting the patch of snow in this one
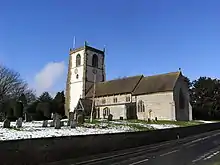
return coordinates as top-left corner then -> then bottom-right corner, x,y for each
197,120 -> 217,124
110,120 -> 128,124
148,124 -> 178,129
0,119 -> 182,141
110,120 -> 179,130
0,121 -> 133,141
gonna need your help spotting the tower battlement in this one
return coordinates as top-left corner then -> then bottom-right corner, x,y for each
69,45 -> 105,54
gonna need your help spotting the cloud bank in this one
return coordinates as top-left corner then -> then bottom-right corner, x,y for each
34,61 -> 66,96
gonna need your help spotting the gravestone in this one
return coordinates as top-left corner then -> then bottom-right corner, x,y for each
24,111 -> 31,122
55,115 -> 61,129
16,117 -> 22,128
68,112 -> 74,126
70,120 -> 76,128
3,118 -> 10,128
77,114 -> 84,125
24,112 -> 28,122
108,114 -> 113,121
42,120 -> 48,127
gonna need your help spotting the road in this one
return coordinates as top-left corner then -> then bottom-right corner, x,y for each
45,130 -> 220,165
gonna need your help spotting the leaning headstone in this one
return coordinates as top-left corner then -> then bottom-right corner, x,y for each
107,114 -> 113,121
77,114 -> 84,125
3,118 -> 10,128
70,120 -> 76,128
42,120 -> 48,127
55,117 -> 61,129
16,117 -> 23,128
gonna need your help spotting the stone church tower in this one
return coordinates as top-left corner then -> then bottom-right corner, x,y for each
65,43 -> 106,117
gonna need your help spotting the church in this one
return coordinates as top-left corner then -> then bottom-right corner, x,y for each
65,43 -> 192,121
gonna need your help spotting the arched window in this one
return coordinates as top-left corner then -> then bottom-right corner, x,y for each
92,54 -> 98,68
76,54 -> 81,67
179,89 -> 185,109
138,100 -> 145,112
103,107 -> 110,118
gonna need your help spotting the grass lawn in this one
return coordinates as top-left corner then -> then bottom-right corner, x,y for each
128,119 -> 203,127
84,119 -> 204,131
84,119 -> 152,131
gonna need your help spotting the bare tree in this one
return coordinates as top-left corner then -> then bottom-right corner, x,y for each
0,65 -> 36,109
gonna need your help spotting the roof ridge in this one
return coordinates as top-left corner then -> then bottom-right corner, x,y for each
144,71 -> 180,79
98,74 -> 144,84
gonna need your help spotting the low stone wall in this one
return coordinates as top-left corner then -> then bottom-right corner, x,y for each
1,122 -> 220,165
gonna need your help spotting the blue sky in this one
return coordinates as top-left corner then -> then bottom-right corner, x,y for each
1,0 -> 220,95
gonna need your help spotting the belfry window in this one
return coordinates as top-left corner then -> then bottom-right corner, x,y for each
76,54 -> 81,67
92,54 -> 98,68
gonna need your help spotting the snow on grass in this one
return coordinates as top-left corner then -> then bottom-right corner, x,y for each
0,119 -> 203,141
97,119 -> 180,130
196,120 -> 218,124
0,120 -> 133,141
147,124 -> 178,129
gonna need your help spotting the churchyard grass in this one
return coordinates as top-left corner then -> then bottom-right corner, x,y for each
85,119 -> 215,131
128,120 -> 203,127
0,119 -> 216,141
84,119 -> 152,131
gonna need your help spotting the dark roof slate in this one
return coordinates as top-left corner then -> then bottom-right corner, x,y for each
133,71 -> 181,95
86,75 -> 143,97
85,71 -> 181,97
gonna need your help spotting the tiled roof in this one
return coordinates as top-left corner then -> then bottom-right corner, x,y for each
133,71 -> 181,95
85,71 -> 181,97
86,75 -> 143,97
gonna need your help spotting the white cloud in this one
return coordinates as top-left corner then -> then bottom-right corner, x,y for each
34,61 -> 66,96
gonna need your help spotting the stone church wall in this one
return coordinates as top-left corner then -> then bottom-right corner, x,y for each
68,49 -> 85,112
173,75 -> 192,121
95,94 -> 132,119
66,47 -> 105,115
136,92 -> 174,120
99,104 -> 127,119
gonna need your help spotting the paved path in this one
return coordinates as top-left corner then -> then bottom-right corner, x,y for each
45,129 -> 220,165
